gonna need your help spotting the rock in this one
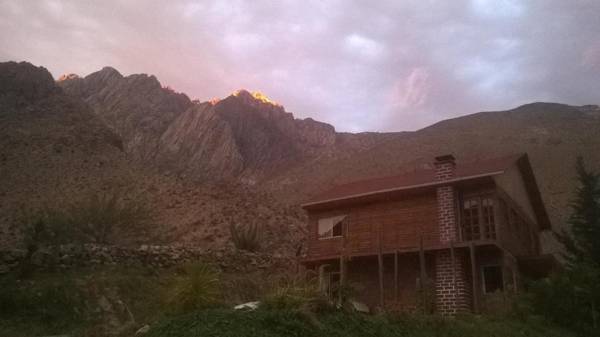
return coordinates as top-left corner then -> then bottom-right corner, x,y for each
234,301 -> 260,311
135,324 -> 151,336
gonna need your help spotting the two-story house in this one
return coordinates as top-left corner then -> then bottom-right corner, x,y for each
301,154 -> 555,315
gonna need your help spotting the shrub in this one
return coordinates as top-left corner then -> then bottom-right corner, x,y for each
166,263 -> 221,313
19,190 -> 152,246
262,274 -> 331,314
230,222 -> 262,252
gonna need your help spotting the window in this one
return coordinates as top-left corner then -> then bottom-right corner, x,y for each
481,198 -> 496,239
318,215 -> 346,239
462,199 -> 480,240
461,196 -> 496,241
482,265 -> 504,294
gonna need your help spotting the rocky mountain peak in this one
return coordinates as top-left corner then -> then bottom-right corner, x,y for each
57,73 -> 81,82
233,89 -> 281,107
0,61 -> 59,108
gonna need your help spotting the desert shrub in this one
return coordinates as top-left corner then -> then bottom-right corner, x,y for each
230,222 -> 262,252
166,263 -> 221,313
262,274 -> 331,314
20,190 -> 152,245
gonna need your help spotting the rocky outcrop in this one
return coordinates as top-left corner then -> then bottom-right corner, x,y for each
59,67 -> 193,161
60,69 -> 342,180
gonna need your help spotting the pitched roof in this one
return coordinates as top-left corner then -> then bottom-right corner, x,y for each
302,154 -> 523,208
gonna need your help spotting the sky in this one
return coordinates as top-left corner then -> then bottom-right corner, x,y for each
1,0 -> 599,132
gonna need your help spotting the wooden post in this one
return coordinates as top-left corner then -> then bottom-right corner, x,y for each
339,255 -> 344,305
419,236 -> 427,313
450,241 -> 457,292
469,242 -> 480,313
419,236 -> 427,289
339,220 -> 347,305
378,225 -> 384,309
394,250 -> 399,302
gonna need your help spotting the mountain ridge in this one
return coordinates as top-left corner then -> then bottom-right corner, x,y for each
2,61 -> 599,255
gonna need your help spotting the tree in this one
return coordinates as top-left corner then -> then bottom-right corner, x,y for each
550,157 -> 600,332
556,157 -> 600,268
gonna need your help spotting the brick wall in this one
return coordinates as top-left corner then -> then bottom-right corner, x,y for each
435,249 -> 471,315
434,155 -> 471,314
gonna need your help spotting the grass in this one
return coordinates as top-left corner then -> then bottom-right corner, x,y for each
145,308 -> 576,337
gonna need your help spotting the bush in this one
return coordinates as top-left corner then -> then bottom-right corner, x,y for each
20,190 -> 152,246
230,222 -> 262,252
262,274 -> 331,314
166,263 -> 221,313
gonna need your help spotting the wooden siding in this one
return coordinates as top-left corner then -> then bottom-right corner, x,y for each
307,192 -> 438,260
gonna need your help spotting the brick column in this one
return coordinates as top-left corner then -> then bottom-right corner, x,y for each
435,250 -> 470,315
433,155 -> 469,315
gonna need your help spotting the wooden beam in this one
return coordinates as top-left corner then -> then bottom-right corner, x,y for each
394,250 -> 399,302
469,242 -> 480,313
378,225 -> 384,308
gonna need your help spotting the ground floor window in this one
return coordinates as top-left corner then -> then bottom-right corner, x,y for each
482,265 -> 504,294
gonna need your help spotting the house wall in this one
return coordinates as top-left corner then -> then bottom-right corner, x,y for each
306,192 -> 438,260
493,165 -> 536,224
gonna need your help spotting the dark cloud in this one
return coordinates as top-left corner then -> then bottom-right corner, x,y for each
1,0 -> 599,131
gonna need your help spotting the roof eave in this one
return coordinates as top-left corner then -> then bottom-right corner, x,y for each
301,171 -> 505,209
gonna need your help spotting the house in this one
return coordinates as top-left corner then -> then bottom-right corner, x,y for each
301,154 -> 555,315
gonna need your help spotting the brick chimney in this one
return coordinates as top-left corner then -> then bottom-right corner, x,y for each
434,154 -> 456,181
434,154 -> 457,242
433,154 -> 469,315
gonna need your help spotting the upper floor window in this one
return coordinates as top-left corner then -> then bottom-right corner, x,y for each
318,215 -> 346,239
461,195 -> 496,241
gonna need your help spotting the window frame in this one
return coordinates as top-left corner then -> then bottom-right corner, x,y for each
460,193 -> 497,241
317,215 -> 346,240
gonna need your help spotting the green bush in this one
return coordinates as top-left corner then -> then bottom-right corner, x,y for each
230,222 -> 262,252
166,263 -> 221,313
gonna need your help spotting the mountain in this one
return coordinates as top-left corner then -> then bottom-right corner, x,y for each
0,62 -> 305,254
59,71 -> 387,181
3,61 -> 600,255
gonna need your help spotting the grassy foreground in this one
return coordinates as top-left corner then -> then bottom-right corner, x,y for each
146,308 -> 574,337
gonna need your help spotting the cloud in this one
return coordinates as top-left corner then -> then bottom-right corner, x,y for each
0,0 -> 599,132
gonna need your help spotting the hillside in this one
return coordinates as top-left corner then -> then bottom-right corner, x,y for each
265,103 -> 600,252
2,61 -> 600,255
0,62 -> 304,253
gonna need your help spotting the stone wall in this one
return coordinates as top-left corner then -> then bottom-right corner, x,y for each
0,244 -> 294,274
